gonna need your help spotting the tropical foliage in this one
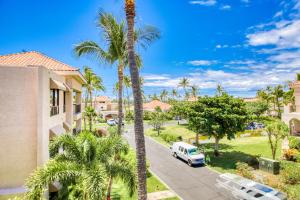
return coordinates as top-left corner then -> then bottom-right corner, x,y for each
75,11 -> 160,134
25,131 -> 136,200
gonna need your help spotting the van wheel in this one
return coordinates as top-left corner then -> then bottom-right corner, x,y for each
188,160 -> 192,166
173,152 -> 177,158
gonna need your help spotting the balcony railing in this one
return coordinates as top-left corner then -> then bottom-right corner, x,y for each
50,106 -> 59,116
74,104 -> 81,114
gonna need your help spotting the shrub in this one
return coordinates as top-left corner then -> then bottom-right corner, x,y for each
247,155 -> 260,169
282,184 -> 300,200
280,161 -> 300,185
97,117 -> 106,123
143,111 -> 152,120
236,162 -> 254,179
125,111 -> 134,122
289,136 -> 300,150
283,149 -> 300,161
160,133 -> 177,143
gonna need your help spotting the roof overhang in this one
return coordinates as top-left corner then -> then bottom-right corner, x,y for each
50,79 -> 67,90
54,70 -> 87,85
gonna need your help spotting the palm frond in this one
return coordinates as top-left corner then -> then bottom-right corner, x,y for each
135,25 -> 161,50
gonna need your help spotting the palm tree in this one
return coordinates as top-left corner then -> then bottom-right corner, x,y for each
75,12 -> 159,135
171,89 -> 178,100
85,106 -> 97,132
125,0 -> 148,199
124,75 -> 132,112
216,83 -> 224,96
191,85 -> 199,98
25,131 -> 136,200
82,67 -> 105,130
178,77 -> 190,99
160,89 -> 168,102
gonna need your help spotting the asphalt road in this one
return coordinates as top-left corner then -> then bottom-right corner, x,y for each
123,124 -> 235,200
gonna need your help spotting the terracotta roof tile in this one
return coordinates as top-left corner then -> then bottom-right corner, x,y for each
143,100 -> 171,111
0,51 -> 77,71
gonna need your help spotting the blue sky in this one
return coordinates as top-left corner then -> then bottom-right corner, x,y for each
1,0 -> 300,98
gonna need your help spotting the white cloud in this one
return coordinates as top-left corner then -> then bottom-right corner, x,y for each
241,0 -> 250,3
220,5 -> 231,10
189,0 -> 216,6
247,20 -> 300,48
216,44 -> 229,48
143,74 -> 170,80
188,60 -> 217,66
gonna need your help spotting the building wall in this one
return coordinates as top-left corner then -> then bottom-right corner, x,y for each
0,66 -> 38,188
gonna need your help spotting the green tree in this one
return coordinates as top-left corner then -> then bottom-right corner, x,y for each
171,89 -> 178,100
149,106 -> 167,136
25,131 -> 136,200
178,77 -> 190,99
75,12 -> 160,135
82,67 -> 105,130
85,106 -> 97,132
266,120 -> 289,160
160,89 -> 168,102
246,101 -> 269,119
187,93 -> 248,156
191,85 -> 199,98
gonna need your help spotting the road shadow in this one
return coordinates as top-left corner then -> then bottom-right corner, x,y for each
174,156 -> 206,168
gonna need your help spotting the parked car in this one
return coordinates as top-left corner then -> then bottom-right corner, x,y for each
216,173 -> 287,200
246,122 -> 265,130
170,142 -> 205,166
107,119 -> 116,126
115,118 -> 124,126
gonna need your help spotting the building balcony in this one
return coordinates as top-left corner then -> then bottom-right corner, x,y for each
50,106 -> 59,116
73,104 -> 81,114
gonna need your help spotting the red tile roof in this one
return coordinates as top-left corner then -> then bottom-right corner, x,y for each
143,100 -> 171,111
0,51 -> 78,71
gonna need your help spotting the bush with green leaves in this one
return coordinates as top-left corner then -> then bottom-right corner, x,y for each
289,136 -> 300,150
280,161 -> 300,185
160,133 -> 177,143
143,110 -> 152,120
236,162 -> 254,179
125,111 -> 134,122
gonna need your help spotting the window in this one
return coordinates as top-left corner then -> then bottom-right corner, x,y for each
63,91 -> 66,113
254,193 -> 263,198
184,149 -> 188,155
50,89 -> 59,116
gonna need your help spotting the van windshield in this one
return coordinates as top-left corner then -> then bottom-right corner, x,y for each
188,148 -> 200,155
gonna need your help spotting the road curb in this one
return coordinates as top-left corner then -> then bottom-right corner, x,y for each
148,169 -> 183,200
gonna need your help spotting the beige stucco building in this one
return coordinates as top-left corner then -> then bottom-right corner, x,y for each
0,51 -> 86,196
282,81 -> 300,136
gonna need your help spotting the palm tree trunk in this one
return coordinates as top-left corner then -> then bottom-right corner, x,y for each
106,175 -> 113,200
89,90 -> 93,131
117,63 -> 124,135
125,1 -> 147,199
84,91 -> 88,130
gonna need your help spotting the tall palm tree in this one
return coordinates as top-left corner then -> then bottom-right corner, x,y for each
82,67 -> 105,130
75,12 -> 159,135
171,89 -> 178,100
85,106 -> 97,132
160,89 -> 168,102
191,85 -> 199,98
178,77 -> 190,99
125,0 -> 148,199
216,83 -> 224,96
25,131 -> 136,200
124,75 -> 132,112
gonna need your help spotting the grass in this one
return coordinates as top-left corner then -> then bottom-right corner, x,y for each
0,194 -> 23,200
145,124 -> 282,173
145,124 -> 198,147
203,136 -> 282,173
111,174 -> 174,200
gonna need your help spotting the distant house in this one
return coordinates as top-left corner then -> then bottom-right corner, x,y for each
93,96 -> 120,119
143,100 -> 171,112
282,81 -> 300,136
0,51 -> 86,196
187,96 -> 198,102
243,97 -> 259,103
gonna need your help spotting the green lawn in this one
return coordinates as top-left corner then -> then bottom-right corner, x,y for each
0,194 -> 23,200
145,124 -> 199,147
146,124 -> 282,173
111,174 -> 179,200
203,136 -> 282,173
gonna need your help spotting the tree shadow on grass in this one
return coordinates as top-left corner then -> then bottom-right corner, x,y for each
201,143 -> 233,151
206,150 -> 258,171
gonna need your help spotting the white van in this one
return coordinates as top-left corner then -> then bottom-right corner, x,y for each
171,142 -> 205,166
